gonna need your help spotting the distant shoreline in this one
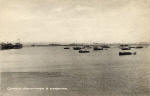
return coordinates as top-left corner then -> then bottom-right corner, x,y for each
1,42 -> 150,47
27,43 -> 150,47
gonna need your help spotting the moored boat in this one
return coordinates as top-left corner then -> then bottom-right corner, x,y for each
64,47 -> 70,49
119,52 -> 136,56
93,46 -> 103,50
129,46 -> 136,48
79,49 -> 90,53
73,46 -> 82,50
121,47 -> 131,50
120,44 -> 129,47
136,46 -> 143,49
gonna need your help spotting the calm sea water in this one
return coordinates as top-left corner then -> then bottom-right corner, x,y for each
0,46 -> 150,96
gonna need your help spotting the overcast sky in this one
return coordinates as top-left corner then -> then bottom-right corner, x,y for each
0,0 -> 150,43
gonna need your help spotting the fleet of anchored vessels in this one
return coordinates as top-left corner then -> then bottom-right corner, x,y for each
64,44 -> 146,56
0,42 -> 148,56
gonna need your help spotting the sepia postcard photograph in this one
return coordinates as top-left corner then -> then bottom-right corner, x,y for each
0,0 -> 150,96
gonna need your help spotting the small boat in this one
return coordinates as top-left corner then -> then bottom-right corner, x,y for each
120,44 -> 129,47
121,47 -> 131,50
130,46 -> 136,48
119,52 -> 136,56
79,49 -> 90,53
64,47 -> 70,49
93,46 -> 103,50
31,44 -> 35,47
136,46 -> 143,49
73,47 -> 82,50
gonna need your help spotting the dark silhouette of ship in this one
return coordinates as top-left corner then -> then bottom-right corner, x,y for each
136,46 -> 143,49
64,47 -> 70,49
79,49 -> 90,53
93,46 -> 103,50
121,47 -> 131,50
119,52 -> 136,56
1,43 -> 23,50
73,46 -> 82,50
